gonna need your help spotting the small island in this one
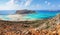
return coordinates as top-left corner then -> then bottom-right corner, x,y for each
16,9 -> 36,14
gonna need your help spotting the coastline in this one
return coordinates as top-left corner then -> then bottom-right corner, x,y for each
0,13 -> 60,35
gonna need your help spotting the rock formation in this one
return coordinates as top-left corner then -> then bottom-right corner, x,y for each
16,9 -> 36,14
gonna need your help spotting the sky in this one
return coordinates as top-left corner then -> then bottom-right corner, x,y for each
0,0 -> 60,10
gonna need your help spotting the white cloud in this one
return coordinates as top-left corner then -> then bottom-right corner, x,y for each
45,1 -> 51,6
45,1 -> 48,4
0,0 -> 20,10
24,0 -> 32,7
0,0 -> 39,10
6,0 -> 14,5
58,5 -> 60,7
0,5 -> 19,10
47,2 -> 51,5
0,0 -> 33,10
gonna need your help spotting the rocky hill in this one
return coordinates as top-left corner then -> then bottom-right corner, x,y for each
16,10 -> 36,14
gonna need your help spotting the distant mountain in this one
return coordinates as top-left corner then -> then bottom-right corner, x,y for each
16,10 -> 36,14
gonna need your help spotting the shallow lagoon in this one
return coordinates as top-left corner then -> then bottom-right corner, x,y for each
0,10 -> 60,21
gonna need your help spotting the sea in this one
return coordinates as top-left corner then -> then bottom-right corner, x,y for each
0,10 -> 60,20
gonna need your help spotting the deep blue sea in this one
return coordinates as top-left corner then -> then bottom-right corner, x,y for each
0,10 -> 60,20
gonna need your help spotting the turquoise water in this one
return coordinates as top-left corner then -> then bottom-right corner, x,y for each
24,10 -> 60,19
24,14 -> 56,19
0,10 -> 60,20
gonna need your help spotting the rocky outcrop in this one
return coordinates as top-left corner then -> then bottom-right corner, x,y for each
48,14 -> 60,25
16,10 -> 36,14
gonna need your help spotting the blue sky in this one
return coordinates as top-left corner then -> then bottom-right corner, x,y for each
0,0 -> 60,10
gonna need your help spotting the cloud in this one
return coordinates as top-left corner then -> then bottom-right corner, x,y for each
0,0 -> 20,10
6,0 -> 14,5
0,0 -> 33,10
45,1 -> 48,4
0,0 -> 40,10
45,1 -> 51,6
58,5 -> 60,7
24,0 -> 32,7
47,2 -> 51,5
0,5 -> 19,10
